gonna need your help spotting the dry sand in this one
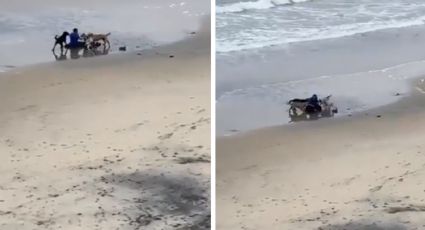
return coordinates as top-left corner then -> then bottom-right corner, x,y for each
217,79 -> 425,230
0,24 -> 210,229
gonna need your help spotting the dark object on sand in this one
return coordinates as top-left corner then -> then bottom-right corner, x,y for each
288,95 -> 338,122
190,31 -> 196,35
386,205 -> 425,214
52,31 -> 69,51
169,55 -> 174,58
119,46 -> 127,51
176,156 -> 210,164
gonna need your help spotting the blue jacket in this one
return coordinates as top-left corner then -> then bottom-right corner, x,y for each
69,32 -> 80,47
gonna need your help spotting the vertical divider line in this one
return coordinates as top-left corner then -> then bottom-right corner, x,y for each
210,0 -> 217,228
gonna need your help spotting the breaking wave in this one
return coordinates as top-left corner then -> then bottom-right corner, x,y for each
216,0 -> 311,13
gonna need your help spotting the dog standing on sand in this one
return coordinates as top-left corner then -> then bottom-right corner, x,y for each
52,31 -> 69,51
86,32 -> 111,48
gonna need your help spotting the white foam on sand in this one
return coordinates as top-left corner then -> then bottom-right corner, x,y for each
217,59 -> 425,136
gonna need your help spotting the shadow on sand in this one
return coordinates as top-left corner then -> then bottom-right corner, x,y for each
100,171 -> 210,229
318,221 -> 407,230
289,110 -> 336,123
52,46 -> 110,61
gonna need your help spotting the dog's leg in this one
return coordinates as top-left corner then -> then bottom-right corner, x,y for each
52,53 -> 58,60
104,39 -> 110,49
289,106 -> 296,116
52,43 -> 57,51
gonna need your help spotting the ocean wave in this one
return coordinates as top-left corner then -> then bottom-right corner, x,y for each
216,0 -> 311,13
217,15 -> 425,52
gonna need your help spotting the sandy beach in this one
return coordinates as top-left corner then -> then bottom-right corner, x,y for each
0,20 -> 210,230
217,77 -> 425,229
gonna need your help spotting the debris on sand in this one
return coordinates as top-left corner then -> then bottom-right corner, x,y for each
176,156 -> 210,164
386,205 -> 425,214
119,46 -> 127,51
158,132 -> 173,140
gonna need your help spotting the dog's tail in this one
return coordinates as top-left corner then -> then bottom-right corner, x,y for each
105,32 -> 111,36
54,35 -> 59,39
323,94 -> 332,102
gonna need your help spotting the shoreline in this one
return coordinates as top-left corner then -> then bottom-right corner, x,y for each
217,73 -> 425,137
216,74 -> 423,137
0,26 -> 207,75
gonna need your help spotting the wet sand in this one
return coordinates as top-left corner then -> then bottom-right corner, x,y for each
0,21 -> 210,230
217,78 -> 425,229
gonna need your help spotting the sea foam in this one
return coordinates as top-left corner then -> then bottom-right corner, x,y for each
216,0 -> 311,13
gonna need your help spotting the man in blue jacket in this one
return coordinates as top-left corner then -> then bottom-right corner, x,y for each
68,28 -> 86,48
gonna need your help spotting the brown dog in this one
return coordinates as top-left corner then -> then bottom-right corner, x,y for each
86,32 -> 111,48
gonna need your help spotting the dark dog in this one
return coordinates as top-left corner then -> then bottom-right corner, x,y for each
288,95 -> 330,114
52,31 -> 69,51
